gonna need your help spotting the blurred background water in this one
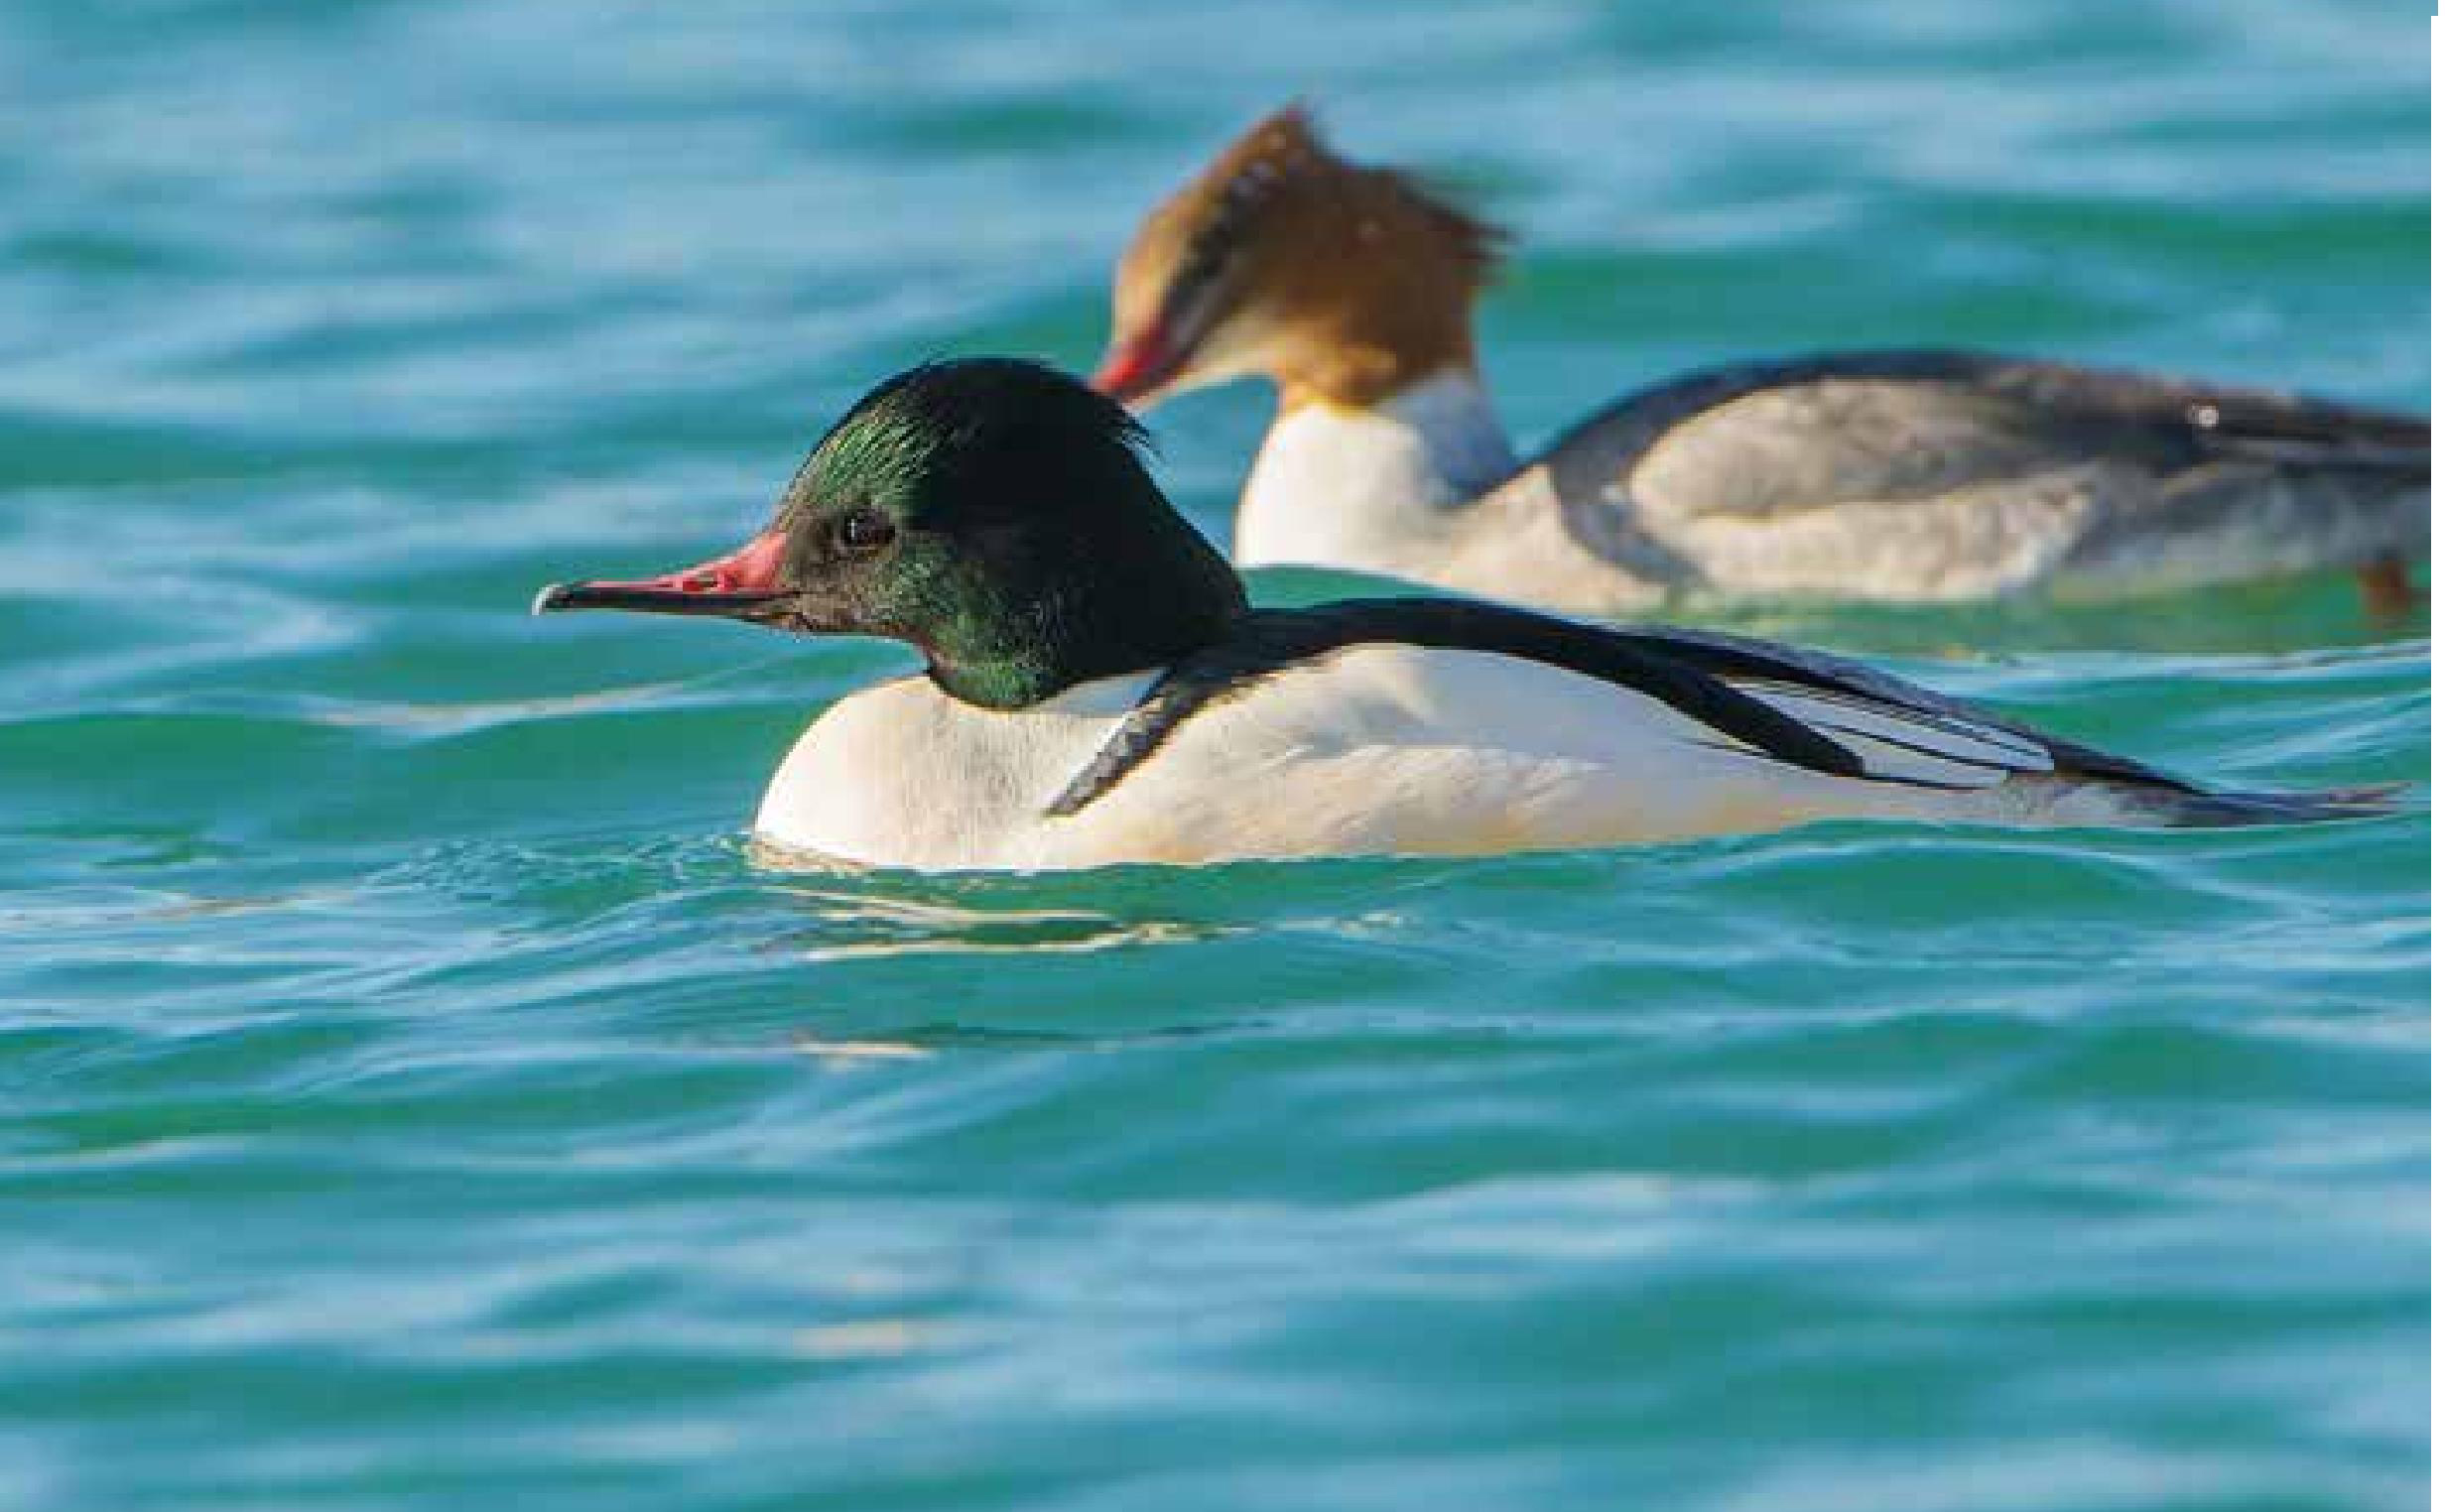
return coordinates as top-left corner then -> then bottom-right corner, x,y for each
0,1 -> 2428,1508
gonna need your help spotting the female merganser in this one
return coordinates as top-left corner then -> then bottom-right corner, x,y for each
536,358 -> 2387,873
1093,106 -> 2428,615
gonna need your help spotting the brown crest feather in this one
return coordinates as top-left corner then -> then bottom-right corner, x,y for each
1110,104 -> 1508,408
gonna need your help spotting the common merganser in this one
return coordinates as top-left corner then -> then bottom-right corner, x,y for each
535,358 -> 2387,873
1093,106 -> 2429,616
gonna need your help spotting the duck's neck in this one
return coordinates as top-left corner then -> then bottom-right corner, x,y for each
1234,366 -> 1518,574
922,468 -> 1248,710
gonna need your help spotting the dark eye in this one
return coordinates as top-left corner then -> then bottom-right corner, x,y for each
835,507 -> 896,555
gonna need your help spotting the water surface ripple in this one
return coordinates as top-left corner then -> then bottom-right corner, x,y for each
0,2 -> 2426,1509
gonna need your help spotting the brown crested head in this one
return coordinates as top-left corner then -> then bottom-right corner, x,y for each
1094,104 -> 1506,412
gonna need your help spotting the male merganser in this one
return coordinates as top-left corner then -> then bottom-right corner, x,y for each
1093,106 -> 2428,615
535,359 -> 2387,873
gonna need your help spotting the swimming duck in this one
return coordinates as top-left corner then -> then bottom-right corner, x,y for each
1094,106 -> 2428,615
536,359 -> 2385,872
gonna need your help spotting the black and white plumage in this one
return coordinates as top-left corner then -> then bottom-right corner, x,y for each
753,597 -> 2387,871
1040,597 -> 2384,828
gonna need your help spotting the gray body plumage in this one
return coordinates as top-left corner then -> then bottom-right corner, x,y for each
1527,349 -> 2428,601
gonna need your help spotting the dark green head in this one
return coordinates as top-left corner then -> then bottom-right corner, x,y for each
537,358 -> 1248,707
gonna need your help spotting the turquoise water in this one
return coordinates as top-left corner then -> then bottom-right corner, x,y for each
1,1 -> 2429,1508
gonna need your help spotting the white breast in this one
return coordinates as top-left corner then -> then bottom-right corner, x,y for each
1234,370 -> 1518,575
748,648 -> 2089,873
1231,373 -> 1674,614
750,671 -> 1155,872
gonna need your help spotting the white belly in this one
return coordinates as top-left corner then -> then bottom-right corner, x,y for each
748,648 -> 2067,873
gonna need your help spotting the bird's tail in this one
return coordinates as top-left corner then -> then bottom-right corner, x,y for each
2140,782 -> 2405,828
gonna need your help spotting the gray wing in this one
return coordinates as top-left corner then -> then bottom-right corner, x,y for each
1535,349 -> 2429,597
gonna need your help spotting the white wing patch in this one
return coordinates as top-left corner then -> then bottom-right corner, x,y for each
1735,680 -> 2055,790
